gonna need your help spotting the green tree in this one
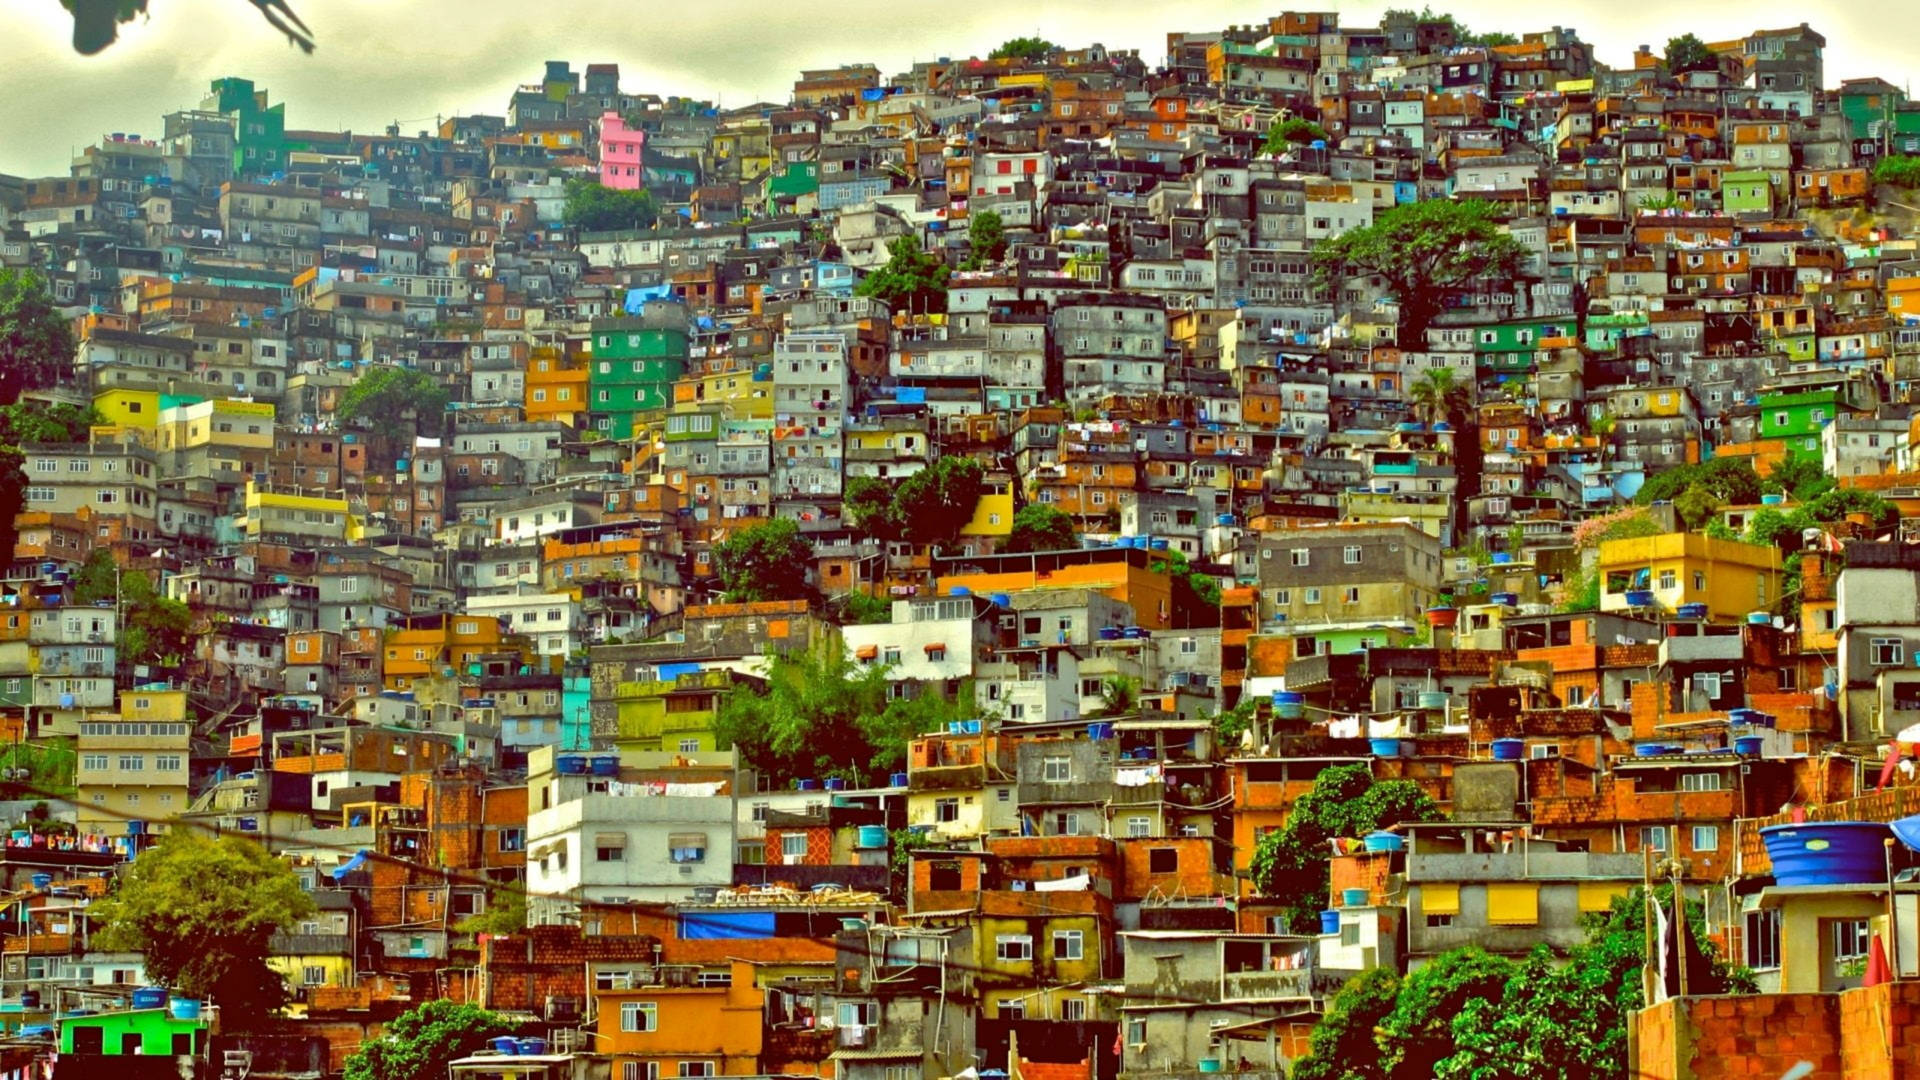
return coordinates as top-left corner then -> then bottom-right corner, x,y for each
344,1000 -> 517,1080
562,179 -> 660,232
965,209 -> 1008,268
713,640 -> 970,785
1291,965 -> 1400,1080
713,518 -> 813,602
855,235 -> 950,315
893,455 -> 986,547
1763,456 -> 1832,502
0,402 -> 101,557
337,366 -> 450,435
1313,199 -> 1526,347
989,36 -> 1056,61
1381,948 -> 1517,1079
1262,116 -> 1330,155
71,549 -> 191,668
1250,764 -> 1442,932
1408,366 -> 1470,425
1874,155 -> 1920,189
1152,547 -> 1222,626
826,590 -> 893,625
93,830 -> 315,1026
1633,457 -> 1762,507
0,268 -> 76,406
1004,504 -> 1078,553
1672,482 -> 1722,531
842,476 -> 901,541
1664,33 -> 1716,75
453,890 -> 526,938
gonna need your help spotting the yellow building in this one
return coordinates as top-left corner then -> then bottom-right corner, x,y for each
240,482 -> 362,543
92,388 -> 163,430
973,908 -> 1104,1018
959,473 -> 1016,539
74,687 -> 192,832
676,368 -> 772,421
610,669 -> 735,754
157,398 -> 276,451
1597,532 -> 1782,623
265,895 -> 356,1003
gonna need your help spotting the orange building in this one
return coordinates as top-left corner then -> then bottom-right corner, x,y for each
524,345 -> 590,428
381,612 -> 520,692
595,958 -> 765,1078
935,547 -> 1177,629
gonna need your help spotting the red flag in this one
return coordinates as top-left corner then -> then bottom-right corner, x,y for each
1865,935 -> 1891,987
1112,1029 -> 1123,1057
1879,743 -> 1905,791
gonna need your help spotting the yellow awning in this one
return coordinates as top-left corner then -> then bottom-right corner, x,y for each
1421,883 -> 1460,917
1578,882 -> 1628,914
1487,883 -> 1540,926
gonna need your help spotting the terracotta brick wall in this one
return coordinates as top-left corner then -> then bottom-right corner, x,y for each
1634,987 -> 1920,1078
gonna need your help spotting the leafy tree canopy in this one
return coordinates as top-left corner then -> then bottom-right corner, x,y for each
1383,7 -> 1516,47
0,268 -> 76,406
1004,504 -> 1079,554
1665,33 -> 1717,74
1151,547 -> 1223,626
344,1000 -> 517,1080
1250,764 -> 1442,931
338,366 -> 451,434
713,517 -> 814,602
989,36 -> 1056,61
1633,456 -> 1762,507
93,830 -> 315,1026
1874,155 -> 1920,189
713,639 -> 974,785
562,179 -> 660,232
846,456 -> 986,549
855,235 -> 950,315
1312,199 -> 1526,346
1262,116 -> 1330,156
70,548 -> 191,668
964,209 -> 1008,269
0,402 -> 100,560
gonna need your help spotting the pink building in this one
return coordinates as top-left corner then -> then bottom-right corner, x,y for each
598,111 -> 645,190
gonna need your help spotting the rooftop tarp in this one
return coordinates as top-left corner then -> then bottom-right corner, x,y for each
679,910 -> 775,940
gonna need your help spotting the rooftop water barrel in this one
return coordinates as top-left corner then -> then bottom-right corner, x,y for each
857,825 -> 888,849
795,778 -> 819,791
1490,738 -> 1525,761
1319,910 -> 1341,934
1370,737 -> 1401,757
1272,691 -> 1304,720
1748,611 -> 1773,625
1087,722 -> 1115,740
963,719 -> 982,734
949,586 -> 971,597
167,998 -> 201,1021
588,755 -> 619,777
1426,606 -> 1457,628
823,778 -> 846,791
1761,823 -> 1892,886
1734,736 -> 1765,756
1364,831 -> 1405,853
28,874 -> 50,890
1149,538 -> 1170,551
1492,552 -> 1514,564
556,754 -> 588,775
1341,888 -> 1369,907
1098,626 -> 1121,641
1761,493 -> 1785,505
130,988 -> 167,1010
1418,691 -> 1450,710
889,772 -> 909,787
1676,603 -> 1709,620
1491,592 -> 1519,607
517,1038 -> 548,1056
990,593 -> 1011,607
490,1037 -> 520,1055
1625,589 -> 1655,608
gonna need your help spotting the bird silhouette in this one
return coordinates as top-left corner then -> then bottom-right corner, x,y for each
62,0 -> 314,56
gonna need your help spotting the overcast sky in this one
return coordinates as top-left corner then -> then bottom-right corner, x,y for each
1,0 -> 1910,177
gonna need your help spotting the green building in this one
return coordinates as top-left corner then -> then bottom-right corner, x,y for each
610,668 -> 747,753
1757,388 -> 1841,460
60,1005 -> 208,1057
1584,312 -> 1650,354
1474,318 -> 1574,382
1721,170 -> 1773,216
205,77 -> 286,179
1837,79 -> 1906,140
588,307 -> 691,441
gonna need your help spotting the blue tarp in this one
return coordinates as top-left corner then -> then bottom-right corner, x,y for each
657,662 -> 702,681
330,850 -> 371,880
679,911 -> 775,940
896,387 -> 926,405
625,286 -> 672,313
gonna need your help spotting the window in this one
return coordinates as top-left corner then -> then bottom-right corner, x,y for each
302,965 -> 327,986
82,754 -> 107,771
622,1064 -> 658,1080
619,1001 -> 657,1032
1834,918 -> 1872,963
596,837 -> 626,862
1304,587 -> 1322,604
1148,847 -> 1179,874
1042,756 -> 1071,783
1343,545 -> 1362,564
1745,908 -> 1781,970
935,798 -> 959,823
1692,825 -> 1720,852
118,755 -> 144,772
1873,638 -> 1905,667
1053,929 -> 1084,961
1486,883 -> 1539,926
1680,772 -> 1723,792
667,834 -> 705,863
498,828 -> 525,852
677,1065 -> 713,1078
995,934 -> 1033,961
155,755 -> 182,771
1642,826 -> 1669,852
1343,586 -> 1360,605
1290,548 -> 1309,567
1658,569 -> 1677,590
1126,816 -> 1151,837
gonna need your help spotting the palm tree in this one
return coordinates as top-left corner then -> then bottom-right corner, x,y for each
1408,366 -> 1470,426
1097,676 -> 1140,717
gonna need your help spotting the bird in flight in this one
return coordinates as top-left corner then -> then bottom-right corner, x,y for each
62,0 -> 314,56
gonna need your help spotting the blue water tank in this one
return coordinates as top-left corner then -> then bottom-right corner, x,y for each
588,755 -> 618,777
1762,823 -> 1892,886
1086,722 -> 1115,740
823,778 -> 846,792
167,998 -> 201,1021
130,988 -> 168,1010
1491,552 -> 1514,564
1272,691 -> 1304,720
1490,738 -> 1525,761
1319,910 -> 1342,935
556,754 -> 588,775
857,825 -> 889,849
889,772 -> 908,787
1734,736 -> 1765,756
1364,831 -> 1405,853
1370,737 -> 1402,757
